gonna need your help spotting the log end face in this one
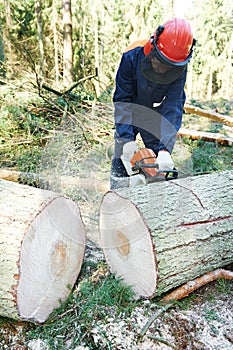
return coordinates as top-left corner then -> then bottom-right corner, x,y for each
17,196 -> 86,323
99,192 -> 157,299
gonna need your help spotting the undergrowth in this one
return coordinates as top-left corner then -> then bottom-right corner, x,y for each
23,262 -> 136,349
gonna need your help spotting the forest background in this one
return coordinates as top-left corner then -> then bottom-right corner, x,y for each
0,0 -> 233,101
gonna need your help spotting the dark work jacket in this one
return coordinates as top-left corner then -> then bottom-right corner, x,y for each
113,44 -> 187,153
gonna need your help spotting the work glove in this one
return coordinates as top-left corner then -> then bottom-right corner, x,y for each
156,150 -> 174,170
120,141 -> 138,175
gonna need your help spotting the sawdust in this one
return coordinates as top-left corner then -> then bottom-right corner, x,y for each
1,244 -> 233,349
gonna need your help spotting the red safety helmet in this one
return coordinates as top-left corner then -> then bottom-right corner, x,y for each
154,18 -> 194,65
141,18 -> 196,83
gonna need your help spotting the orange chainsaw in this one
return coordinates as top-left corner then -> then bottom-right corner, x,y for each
130,148 -> 178,183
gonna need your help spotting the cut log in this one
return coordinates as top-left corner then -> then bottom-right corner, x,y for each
0,179 -> 86,323
177,128 -> 233,146
0,168 -> 109,193
184,104 -> 233,127
99,170 -> 233,299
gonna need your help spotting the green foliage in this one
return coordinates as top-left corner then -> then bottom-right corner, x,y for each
216,278 -> 233,294
190,140 -> 232,174
0,0 -> 232,99
189,0 -> 233,98
203,308 -> 222,322
0,86 -> 63,171
24,263 -> 136,349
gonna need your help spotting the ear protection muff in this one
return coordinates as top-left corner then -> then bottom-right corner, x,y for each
144,26 -> 165,56
143,37 -> 154,55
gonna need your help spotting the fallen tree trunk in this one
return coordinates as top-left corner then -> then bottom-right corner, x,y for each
0,168 -> 109,193
0,179 -> 86,323
99,170 -> 233,299
177,128 -> 233,146
184,104 -> 233,127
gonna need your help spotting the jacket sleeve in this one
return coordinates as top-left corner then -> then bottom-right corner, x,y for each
159,69 -> 187,153
113,53 -> 136,142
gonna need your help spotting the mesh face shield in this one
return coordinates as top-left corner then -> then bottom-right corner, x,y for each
140,24 -> 195,84
140,49 -> 187,84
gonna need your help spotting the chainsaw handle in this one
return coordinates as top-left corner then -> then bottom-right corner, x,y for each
132,157 -> 178,181
132,157 -> 158,172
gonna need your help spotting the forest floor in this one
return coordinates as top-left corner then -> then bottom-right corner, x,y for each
1,98 -> 233,349
1,241 -> 233,350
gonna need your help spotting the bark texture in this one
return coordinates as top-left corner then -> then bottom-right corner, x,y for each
0,180 -> 86,323
99,171 -> 233,299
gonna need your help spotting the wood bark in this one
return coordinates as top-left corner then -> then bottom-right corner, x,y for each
99,170 -> 233,299
0,179 -> 86,323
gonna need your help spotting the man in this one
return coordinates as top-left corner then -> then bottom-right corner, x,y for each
110,17 -> 196,189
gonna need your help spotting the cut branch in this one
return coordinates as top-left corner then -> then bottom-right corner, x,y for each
41,70 -> 98,97
162,269 -> 233,301
177,128 -> 233,145
184,104 -> 233,127
63,68 -> 98,94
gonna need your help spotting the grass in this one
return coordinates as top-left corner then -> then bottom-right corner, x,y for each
216,278 -> 233,294
22,262 -> 136,349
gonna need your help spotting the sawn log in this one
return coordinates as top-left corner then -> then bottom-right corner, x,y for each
0,179 -> 86,323
99,170 -> 233,299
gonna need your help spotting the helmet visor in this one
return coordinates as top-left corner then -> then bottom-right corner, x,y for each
140,48 -> 187,84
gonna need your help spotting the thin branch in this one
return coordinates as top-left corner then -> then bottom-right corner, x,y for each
162,269 -> 233,302
40,69 -> 98,98
147,335 -> 176,349
63,68 -> 98,94
137,302 -> 175,342
0,136 -> 54,149
41,83 -> 62,96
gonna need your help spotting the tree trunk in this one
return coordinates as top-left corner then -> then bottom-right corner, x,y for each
62,0 -> 73,85
35,0 -> 44,78
3,0 -> 13,71
53,0 -> 59,84
99,170 -> 233,299
226,32 -> 233,99
0,180 -> 86,323
0,17 -> 5,78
